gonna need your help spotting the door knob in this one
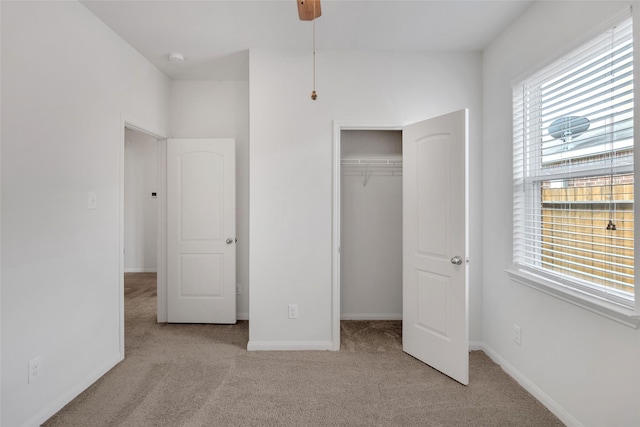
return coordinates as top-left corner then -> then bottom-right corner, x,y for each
450,256 -> 463,265
226,238 -> 235,245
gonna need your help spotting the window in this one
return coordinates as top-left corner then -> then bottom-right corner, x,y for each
512,16 -> 635,311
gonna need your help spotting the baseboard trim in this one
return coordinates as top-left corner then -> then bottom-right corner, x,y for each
29,352 -> 123,427
247,340 -> 334,351
340,313 -> 402,320
468,340 -> 485,351
155,312 -> 249,323
476,343 -> 583,427
124,268 -> 157,273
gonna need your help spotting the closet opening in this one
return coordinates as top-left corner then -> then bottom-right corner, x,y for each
333,113 -> 469,380
339,129 -> 403,322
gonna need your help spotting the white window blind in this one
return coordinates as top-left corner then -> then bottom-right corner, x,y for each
513,17 -> 634,306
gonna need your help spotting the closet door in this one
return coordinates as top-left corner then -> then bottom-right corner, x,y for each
402,109 -> 469,385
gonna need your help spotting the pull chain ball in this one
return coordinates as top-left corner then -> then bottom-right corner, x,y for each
311,90 -> 317,100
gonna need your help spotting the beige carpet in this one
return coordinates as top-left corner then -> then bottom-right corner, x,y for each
43,273 -> 563,426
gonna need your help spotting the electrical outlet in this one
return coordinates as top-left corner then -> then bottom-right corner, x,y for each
513,324 -> 521,346
236,284 -> 241,295
288,304 -> 299,319
28,357 -> 42,383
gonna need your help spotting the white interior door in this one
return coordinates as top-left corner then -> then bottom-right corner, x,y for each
167,138 -> 236,324
402,109 -> 469,385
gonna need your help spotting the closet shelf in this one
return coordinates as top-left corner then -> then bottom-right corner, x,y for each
341,158 -> 403,182
341,158 -> 402,167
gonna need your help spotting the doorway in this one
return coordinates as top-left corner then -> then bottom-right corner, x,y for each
340,130 -> 403,320
119,122 -> 166,345
332,112 -> 469,384
332,122 -> 404,350
124,128 -> 159,276
123,127 -> 160,336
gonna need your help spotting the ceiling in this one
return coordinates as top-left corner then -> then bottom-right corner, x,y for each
81,0 -> 533,80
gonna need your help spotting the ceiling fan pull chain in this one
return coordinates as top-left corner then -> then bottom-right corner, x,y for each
311,16 -> 317,100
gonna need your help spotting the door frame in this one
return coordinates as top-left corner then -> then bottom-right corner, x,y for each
119,117 -> 168,357
331,121 -> 404,351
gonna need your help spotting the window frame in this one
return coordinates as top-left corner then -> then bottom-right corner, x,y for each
508,13 -> 640,327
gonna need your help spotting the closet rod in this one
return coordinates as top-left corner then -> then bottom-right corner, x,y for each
342,167 -> 402,187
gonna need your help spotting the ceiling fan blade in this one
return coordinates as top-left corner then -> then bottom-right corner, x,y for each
297,0 -> 321,21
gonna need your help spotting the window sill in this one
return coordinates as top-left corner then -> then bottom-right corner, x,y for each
506,268 -> 640,329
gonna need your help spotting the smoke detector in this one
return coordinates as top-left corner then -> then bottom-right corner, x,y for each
168,52 -> 184,64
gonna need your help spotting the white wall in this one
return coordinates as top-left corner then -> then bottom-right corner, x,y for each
482,1 -> 640,426
170,80 -> 250,319
249,49 -> 483,348
124,128 -> 158,273
340,130 -> 402,320
0,2 -> 170,426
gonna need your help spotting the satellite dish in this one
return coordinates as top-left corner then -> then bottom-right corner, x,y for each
548,116 -> 590,141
